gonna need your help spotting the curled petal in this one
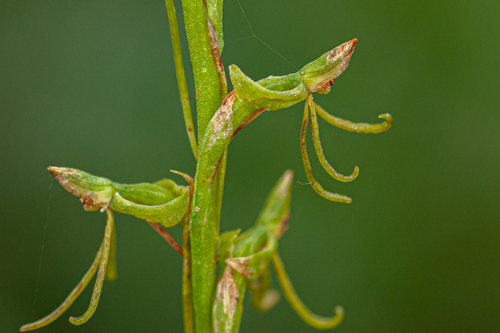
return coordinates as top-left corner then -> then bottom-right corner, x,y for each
300,97 -> 352,203
20,244 -> 104,331
110,188 -> 189,228
69,209 -> 114,325
272,253 -> 344,330
229,64 -> 307,110
308,96 -> 358,183
314,102 -> 393,134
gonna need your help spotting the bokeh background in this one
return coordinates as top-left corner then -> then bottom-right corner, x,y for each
2,0 -> 499,332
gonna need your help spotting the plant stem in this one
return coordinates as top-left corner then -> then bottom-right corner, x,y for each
181,0 -> 226,331
182,222 -> 194,333
164,0 -> 198,160
181,0 -> 221,140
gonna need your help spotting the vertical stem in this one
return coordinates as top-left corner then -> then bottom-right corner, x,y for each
181,0 -> 221,140
211,151 -> 227,235
182,222 -> 194,333
164,0 -> 198,160
181,0 -> 226,331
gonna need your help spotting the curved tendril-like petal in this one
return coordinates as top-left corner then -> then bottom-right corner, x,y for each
314,102 -> 393,134
20,245 -> 104,331
308,96 -> 359,183
272,253 -> 344,330
69,209 -> 114,325
300,97 -> 352,203
105,225 -> 117,282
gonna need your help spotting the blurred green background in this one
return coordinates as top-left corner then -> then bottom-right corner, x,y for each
2,0 -> 499,332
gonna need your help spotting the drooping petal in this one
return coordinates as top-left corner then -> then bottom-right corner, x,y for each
105,224 -> 117,282
300,96 -> 352,203
69,209 -> 114,325
20,243 -> 103,331
272,253 -> 344,330
308,97 -> 359,182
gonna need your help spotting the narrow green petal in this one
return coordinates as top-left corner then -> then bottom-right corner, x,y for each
314,102 -> 393,134
309,97 -> 359,182
20,244 -> 103,331
300,97 -> 352,203
272,253 -> 344,330
69,209 -> 114,325
105,225 -> 117,282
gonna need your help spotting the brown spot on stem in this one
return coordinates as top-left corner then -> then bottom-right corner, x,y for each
210,91 -> 236,144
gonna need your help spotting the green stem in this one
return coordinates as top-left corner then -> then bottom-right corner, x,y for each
181,0 -> 226,330
181,0 -> 221,140
182,221 -> 194,333
164,0 -> 198,160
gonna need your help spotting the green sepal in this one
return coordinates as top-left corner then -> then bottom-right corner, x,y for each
226,234 -> 277,280
255,170 -> 293,238
48,167 -> 115,211
114,180 -> 184,206
218,229 -> 241,268
109,189 -> 189,228
229,65 -> 307,110
227,39 -> 357,113
299,39 -> 357,94
213,171 -> 294,332
219,170 -> 294,279
48,167 -> 190,227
